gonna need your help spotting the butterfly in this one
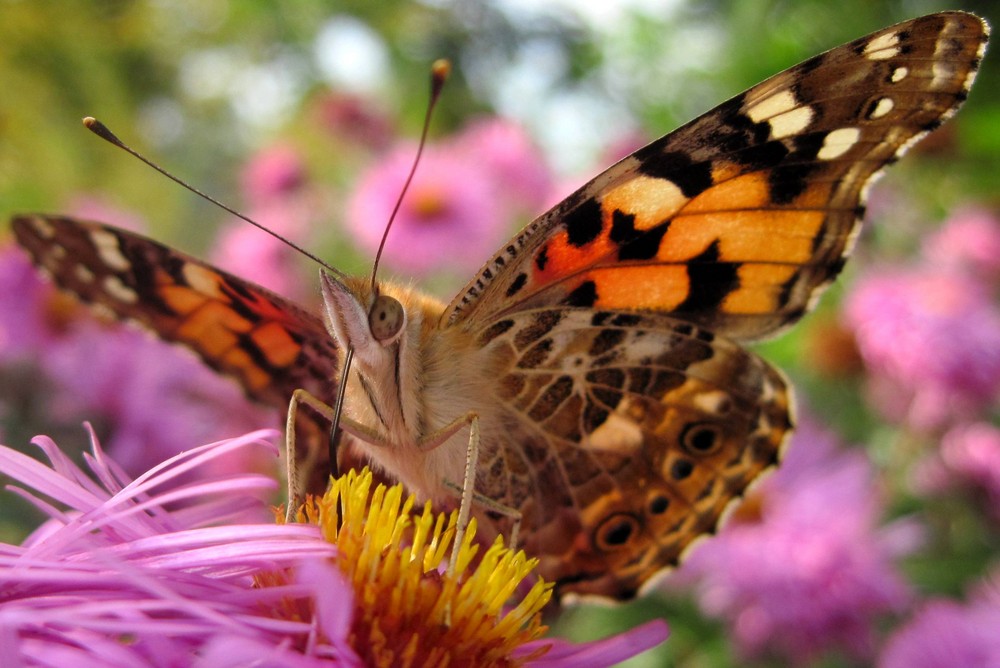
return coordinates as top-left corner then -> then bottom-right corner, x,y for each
12,12 -> 988,603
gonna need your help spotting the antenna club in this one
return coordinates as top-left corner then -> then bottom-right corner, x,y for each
83,116 -> 125,148
431,59 -> 450,96
432,59 -> 451,81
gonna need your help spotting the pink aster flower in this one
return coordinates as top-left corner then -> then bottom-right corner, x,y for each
0,427 -> 354,666
348,143 -> 508,277
680,419 -> 919,665
211,215 -> 312,300
212,144 -> 317,299
40,323 -> 276,487
347,118 -> 553,278
879,569 -> 1000,668
240,143 -> 307,205
457,118 -> 554,213
844,267 -> 1000,430
0,245 -> 60,360
0,429 -> 668,666
915,422 -> 1000,520
924,206 -> 1000,288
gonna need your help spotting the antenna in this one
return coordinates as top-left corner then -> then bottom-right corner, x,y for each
82,117 -> 347,280
369,59 -> 450,291
85,60 -> 451,491
328,59 -> 451,475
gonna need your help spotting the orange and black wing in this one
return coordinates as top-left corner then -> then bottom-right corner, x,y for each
445,12 -> 988,341
12,214 -> 339,411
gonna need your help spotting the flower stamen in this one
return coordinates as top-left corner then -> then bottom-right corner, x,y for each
304,467 -> 553,667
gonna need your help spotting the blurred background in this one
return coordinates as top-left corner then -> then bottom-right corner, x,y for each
1,1 -> 998,666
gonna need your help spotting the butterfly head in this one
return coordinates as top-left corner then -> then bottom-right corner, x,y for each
319,270 -> 435,443
320,272 -> 408,362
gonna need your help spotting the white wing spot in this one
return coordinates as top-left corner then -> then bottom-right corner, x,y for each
768,106 -> 814,139
745,91 -> 814,139
868,97 -> 894,119
933,15 -> 968,89
692,390 -> 730,415
746,89 -> 796,121
894,129 -> 931,160
90,229 -> 131,272
74,265 -> 96,283
932,59 -> 958,90
28,217 -> 56,239
587,403 -> 644,454
817,127 -> 860,161
963,66 -> 980,93
182,263 -> 226,299
890,66 -> 908,83
103,275 -> 138,304
863,32 -> 900,60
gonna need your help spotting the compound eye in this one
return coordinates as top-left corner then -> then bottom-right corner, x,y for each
369,294 -> 405,342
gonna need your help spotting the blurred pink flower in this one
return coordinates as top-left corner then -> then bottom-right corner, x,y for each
924,206 -> 1000,287
213,144 -> 317,299
844,268 -> 1000,430
879,570 -> 1000,668
240,143 -> 306,205
40,323 -> 277,489
347,118 -> 553,277
915,422 -> 1000,519
314,93 -> 394,151
0,428 -> 354,667
211,217 -> 310,300
680,419 -> 918,665
348,143 -> 506,276
458,117 -> 554,213
0,246 -> 59,360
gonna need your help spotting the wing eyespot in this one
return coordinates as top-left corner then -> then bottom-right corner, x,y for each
670,458 -> 695,481
594,512 -> 642,551
647,493 -> 670,515
681,422 -> 725,456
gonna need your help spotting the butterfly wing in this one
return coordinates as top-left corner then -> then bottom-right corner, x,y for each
12,214 -> 340,413
470,308 -> 790,599
445,12 -> 988,341
445,12 -> 987,600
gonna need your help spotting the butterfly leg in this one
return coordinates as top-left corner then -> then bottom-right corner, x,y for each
442,480 -> 523,552
284,389 -> 334,522
284,388 -> 394,521
451,413 -> 480,579
416,414 -> 522,564
413,411 -> 481,579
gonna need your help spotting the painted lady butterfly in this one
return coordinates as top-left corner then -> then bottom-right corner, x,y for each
12,12 -> 988,602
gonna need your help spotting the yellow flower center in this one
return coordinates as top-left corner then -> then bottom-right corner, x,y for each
300,468 -> 553,667
411,187 -> 449,221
